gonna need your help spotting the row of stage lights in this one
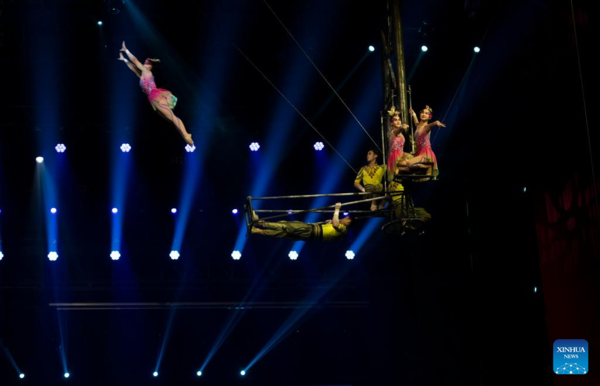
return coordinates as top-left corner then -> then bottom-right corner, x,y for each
8,369 -> 255,381
16,249 -> 356,262
37,142 -> 331,158
0,207 -> 354,262
230,249 -> 355,261
95,25 -> 479,56
420,45 -> 481,53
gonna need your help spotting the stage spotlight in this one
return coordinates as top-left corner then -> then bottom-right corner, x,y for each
55,143 -> 67,153
0,251 -> 4,260
97,21 -> 103,26
36,156 -> 44,163
196,371 -> 202,377
534,287 -> 537,293
171,208 -> 177,214
50,208 -> 57,214
110,251 -> 121,261
64,372 -> 70,378
287,209 -> 294,215
232,208 -> 238,214
153,372 -> 158,377
345,250 -> 355,260
313,142 -> 324,151
185,144 -> 196,153
112,208 -> 118,214
368,45 -> 375,52
240,370 -> 246,376
48,251 -> 59,261
343,212 -> 349,216
474,46 -> 481,53
120,143 -> 131,153
288,250 -> 298,260
231,250 -> 241,260
169,250 -> 180,260
421,45 -> 428,52
249,142 -> 260,151
19,373 -> 25,379
523,187 -> 527,193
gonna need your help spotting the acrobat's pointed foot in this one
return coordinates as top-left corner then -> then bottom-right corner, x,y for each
185,134 -> 194,145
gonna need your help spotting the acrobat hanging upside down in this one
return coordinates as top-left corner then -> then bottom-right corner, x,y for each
250,203 -> 353,241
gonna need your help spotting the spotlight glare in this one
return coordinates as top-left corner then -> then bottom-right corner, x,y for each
249,142 -> 260,151
0,251 -> 4,260
232,208 -> 238,214
313,142 -> 324,151
36,156 -> 44,163
50,207 -> 57,214
120,143 -> 131,153
287,209 -> 294,215
19,373 -> 25,379
421,45 -> 428,52
64,372 -> 70,378
185,144 -> 196,153
169,250 -> 180,260
112,208 -> 118,214
534,287 -> 537,293
55,143 -> 67,153
171,208 -> 177,214
110,251 -> 121,261
153,371 -> 158,377
48,251 -> 59,261
343,212 -> 349,216
196,371 -> 202,377
474,46 -> 481,53
231,250 -> 242,260
240,370 -> 246,376
288,250 -> 298,260
368,45 -> 375,52
523,187 -> 527,193
97,21 -> 103,26
345,250 -> 355,260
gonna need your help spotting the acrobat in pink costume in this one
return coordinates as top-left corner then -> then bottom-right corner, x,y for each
414,130 -> 438,178
140,72 -> 178,112
387,107 -> 408,178
410,105 -> 446,179
118,41 -> 193,145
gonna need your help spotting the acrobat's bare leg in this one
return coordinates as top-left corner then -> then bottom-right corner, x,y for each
155,104 -> 193,145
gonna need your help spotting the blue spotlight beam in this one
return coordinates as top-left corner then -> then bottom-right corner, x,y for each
431,55 -> 477,145
261,0 -> 381,152
1,343 -> 24,376
349,217 -> 386,253
244,261 -> 358,372
38,166 -> 59,257
155,308 -> 177,374
200,257 -> 286,373
234,46 -> 358,175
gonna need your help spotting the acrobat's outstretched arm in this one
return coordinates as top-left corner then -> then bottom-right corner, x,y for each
118,52 -> 141,78
332,202 -> 342,228
408,109 -> 419,126
421,120 -> 446,135
120,41 -> 146,72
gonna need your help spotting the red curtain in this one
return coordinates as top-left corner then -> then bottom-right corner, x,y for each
535,174 -> 600,385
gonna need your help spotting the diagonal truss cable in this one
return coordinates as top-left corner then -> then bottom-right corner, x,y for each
569,0 -> 599,228
235,45 -> 358,175
262,0 -> 382,153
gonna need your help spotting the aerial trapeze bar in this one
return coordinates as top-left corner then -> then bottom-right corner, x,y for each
244,193 -> 388,233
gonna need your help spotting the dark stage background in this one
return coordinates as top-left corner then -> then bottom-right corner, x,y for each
0,0 -> 598,385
